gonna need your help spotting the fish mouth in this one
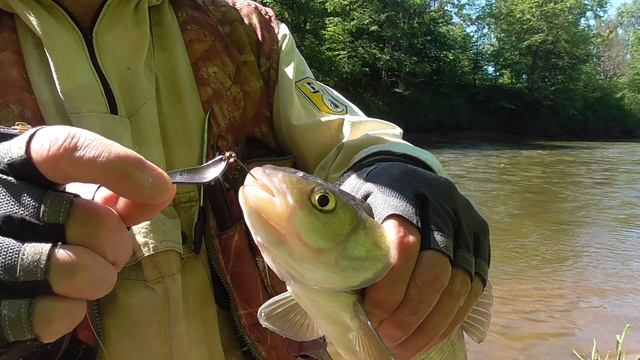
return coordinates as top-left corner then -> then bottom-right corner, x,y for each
241,167 -> 276,198
239,166 -> 291,226
239,166 -> 292,270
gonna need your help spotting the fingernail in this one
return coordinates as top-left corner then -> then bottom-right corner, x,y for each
141,169 -> 174,203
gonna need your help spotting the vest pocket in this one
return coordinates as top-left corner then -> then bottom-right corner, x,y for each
127,203 -> 185,265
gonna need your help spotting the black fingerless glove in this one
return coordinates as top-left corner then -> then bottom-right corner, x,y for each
0,128 -> 76,347
338,159 -> 490,285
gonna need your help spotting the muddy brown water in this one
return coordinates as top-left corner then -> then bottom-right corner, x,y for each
418,140 -> 640,359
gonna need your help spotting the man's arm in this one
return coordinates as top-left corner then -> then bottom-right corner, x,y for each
271,23 -> 444,182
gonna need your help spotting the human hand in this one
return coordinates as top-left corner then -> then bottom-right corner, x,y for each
338,161 -> 490,359
0,126 -> 175,344
366,216 -> 485,359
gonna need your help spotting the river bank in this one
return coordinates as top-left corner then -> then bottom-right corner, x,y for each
404,131 -> 640,146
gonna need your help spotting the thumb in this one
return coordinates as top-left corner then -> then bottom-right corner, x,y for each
29,126 -> 175,224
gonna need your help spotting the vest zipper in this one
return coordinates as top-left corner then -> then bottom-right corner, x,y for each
203,209 -> 264,360
91,300 -> 104,347
53,0 -> 118,115
49,3 -> 114,354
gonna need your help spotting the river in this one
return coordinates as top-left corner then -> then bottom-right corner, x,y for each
416,139 -> 640,359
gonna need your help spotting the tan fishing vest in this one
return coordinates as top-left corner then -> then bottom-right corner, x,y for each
0,1 -> 293,358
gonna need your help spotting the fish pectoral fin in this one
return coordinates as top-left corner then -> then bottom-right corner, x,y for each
349,301 -> 393,360
258,291 -> 323,341
463,280 -> 494,343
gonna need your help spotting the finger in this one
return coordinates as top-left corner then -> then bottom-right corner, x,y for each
376,250 -> 451,347
391,267 -> 470,358
364,215 -> 420,327
94,185 -> 174,227
66,198 -> 132,270
437,275 -> 484,343
48,244 -> 118,300
31,295 -> 86,343
28,126 -> 174,205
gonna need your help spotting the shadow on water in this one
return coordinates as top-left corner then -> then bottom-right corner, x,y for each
424,141 -> 591,151
404,133 -> 640,152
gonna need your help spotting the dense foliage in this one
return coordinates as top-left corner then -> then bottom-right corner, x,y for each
259,0 -> 640,138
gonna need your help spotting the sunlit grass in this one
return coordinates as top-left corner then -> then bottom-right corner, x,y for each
573,325 -> 640,360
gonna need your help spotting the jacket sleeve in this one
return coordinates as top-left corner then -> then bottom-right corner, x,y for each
272,24 -> 445,183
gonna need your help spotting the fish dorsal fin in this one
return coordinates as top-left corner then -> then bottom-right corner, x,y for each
349,300 -> 393,360
463,280 -> 494,343
258,291 -> 323,341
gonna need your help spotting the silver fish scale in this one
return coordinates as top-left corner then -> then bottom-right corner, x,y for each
413,329 -> 467,360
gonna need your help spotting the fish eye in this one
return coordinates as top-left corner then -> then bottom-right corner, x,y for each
310,188 -> 337,212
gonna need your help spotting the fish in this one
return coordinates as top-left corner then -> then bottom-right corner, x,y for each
238,165 -> 492,360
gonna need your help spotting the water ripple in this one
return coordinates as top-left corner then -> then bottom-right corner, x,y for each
427,141 -> 640,359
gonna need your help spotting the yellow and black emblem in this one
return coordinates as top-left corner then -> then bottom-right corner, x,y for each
295,78 -> 347,115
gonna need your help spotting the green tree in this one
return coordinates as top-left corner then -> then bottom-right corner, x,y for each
617,0 -> 640,40
610,0 -> 640,118
258,0 -> 328,76
260,0 -> 638,136
596,17 -> 628,81
486,0 -> 605,98
261,0 -> 479,124
320,0 -> 478,121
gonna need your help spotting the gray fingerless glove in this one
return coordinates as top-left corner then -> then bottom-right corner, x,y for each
338,160 -> 491,285
0,128 -> 76,346
0,298 -> 38,347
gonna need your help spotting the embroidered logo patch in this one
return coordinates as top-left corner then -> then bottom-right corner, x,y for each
295,78 -> 347,115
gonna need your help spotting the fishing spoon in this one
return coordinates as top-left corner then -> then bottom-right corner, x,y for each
167,152 -> 237,184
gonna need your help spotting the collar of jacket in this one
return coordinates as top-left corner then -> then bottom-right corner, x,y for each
0,0 -> 162,13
